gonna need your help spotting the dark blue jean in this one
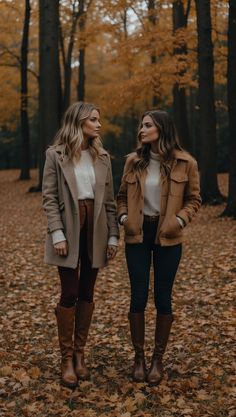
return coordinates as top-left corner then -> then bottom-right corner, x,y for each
125,220 -> 182,314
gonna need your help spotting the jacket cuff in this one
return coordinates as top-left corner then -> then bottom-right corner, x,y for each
120,214 -> 128,225
118,212 -> 128,225
177,210 -> 189,226
176,216 -> 186,228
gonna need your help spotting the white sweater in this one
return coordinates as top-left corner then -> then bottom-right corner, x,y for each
143,150 -> 185,228
74,150 -> 95,200
143,150 -> 161,216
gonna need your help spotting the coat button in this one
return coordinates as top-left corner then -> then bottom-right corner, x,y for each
140,210 -> 142,214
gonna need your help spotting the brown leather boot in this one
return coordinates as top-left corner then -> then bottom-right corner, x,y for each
129,312 -> 146,382
147,313 -> 173,385
55,304 -> 77,388
74,300 -> 94,380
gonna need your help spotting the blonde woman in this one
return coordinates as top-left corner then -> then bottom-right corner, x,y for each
117,110 -> 201,385
42,102 -> 119,388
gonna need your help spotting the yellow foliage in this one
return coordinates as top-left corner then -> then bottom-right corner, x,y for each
0,0 -> 228,133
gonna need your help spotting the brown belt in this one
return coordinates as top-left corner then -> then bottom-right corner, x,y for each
143,214 -> 159,222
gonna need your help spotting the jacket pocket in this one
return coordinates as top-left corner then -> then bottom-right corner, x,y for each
159,215 -> 182,239
170,173 -> 188,197
124,218 -> 140,236
126,174 -> 139,203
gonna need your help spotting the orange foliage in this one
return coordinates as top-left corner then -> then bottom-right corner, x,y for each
0,0 -> 228,134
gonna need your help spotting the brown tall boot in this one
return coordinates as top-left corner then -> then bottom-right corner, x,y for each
74,300 -> 94,380
147,313 -> 173,385
55,304 -> 77,388
129,312 -> 146,382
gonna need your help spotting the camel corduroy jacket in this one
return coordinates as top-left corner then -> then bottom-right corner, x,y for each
117,149 -> 201,246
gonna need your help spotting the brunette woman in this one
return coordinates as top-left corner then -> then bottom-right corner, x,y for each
42,102 -> 119,388
117,110 -> 201,385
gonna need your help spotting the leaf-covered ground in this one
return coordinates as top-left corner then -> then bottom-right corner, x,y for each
0,170 -> 235,417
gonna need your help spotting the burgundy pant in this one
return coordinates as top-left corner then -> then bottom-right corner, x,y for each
58,200 -> 99,307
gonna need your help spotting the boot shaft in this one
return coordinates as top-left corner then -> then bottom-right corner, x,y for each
128,312 -> 145,353
74,300 -> 94,352
55,304 -> 76,359
154,313 -> 173,357
128,312 -> 146,382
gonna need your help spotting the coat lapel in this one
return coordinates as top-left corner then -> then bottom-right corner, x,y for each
94,153 -> 109,187
57,154 -> 78,207
94,151 -> 109,222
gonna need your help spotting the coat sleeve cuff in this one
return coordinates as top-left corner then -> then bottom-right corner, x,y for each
48,220 -> 64,232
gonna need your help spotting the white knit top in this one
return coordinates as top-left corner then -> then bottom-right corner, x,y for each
73,150 -> 95,200
143,150 -> 161,216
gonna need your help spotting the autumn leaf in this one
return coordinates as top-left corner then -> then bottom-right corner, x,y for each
28,366 -> 41,379
0,366 -> 12,376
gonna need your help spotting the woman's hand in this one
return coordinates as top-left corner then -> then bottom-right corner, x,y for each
107,244 -> 118,260
54,240 -> 68,256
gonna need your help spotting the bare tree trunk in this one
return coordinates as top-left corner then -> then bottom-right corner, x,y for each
60,1 -> 80,112
222,0 -> 236,218
148,0 -> 158,106
32,0 -> 60,191
78,48 -> 85,101
195,0 -> 223,204
77,0 -> 86,101
19,0 -> 31,180
172,0 -> 192,152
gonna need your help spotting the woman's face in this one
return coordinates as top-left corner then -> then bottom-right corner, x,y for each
82,109 -> 101,139
139,115 -> 159,144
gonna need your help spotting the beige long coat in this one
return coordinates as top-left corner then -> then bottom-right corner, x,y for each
117,149 -> 201,246
42,145 -> 119,268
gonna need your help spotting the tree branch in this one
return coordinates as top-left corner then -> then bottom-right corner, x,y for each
0,46 -> 21,64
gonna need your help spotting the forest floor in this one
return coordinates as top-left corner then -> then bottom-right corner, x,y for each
0,170 -> 235,417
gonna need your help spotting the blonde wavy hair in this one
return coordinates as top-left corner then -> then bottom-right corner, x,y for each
52,101 -> 102,161
128,109 -> 183,177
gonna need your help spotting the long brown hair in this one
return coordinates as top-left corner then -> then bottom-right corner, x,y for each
130,109 -> 183,176
51,101 -> 102,161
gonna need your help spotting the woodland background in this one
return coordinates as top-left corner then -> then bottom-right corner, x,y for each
0,0 -> 235,214
0,1 -> 236,417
